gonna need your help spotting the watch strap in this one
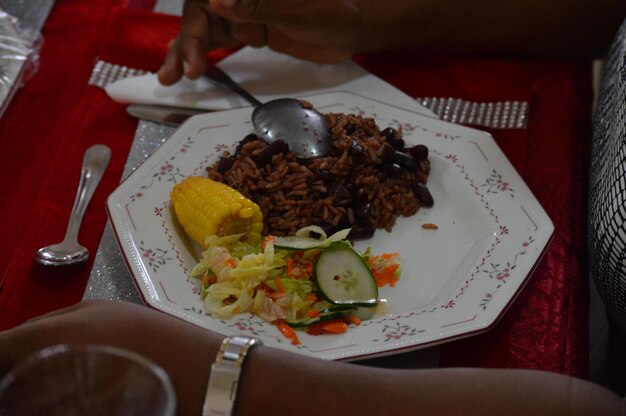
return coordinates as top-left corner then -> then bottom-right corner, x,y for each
202,335 -> 261,416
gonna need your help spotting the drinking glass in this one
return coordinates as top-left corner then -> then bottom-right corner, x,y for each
0,344 -> 176,415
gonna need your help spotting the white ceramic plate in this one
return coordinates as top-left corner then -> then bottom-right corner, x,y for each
108,92 -> 553,361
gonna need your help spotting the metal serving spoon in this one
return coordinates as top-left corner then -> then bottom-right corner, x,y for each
35,144 -> 111,266
204,65 -> 331,159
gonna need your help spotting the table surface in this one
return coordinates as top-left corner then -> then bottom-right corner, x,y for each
0,0 -> 593,377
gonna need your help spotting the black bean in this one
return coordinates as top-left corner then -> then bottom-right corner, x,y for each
331,186 -> 352,206
344,178 -> 356,195
419,159 -> 431,175
414,182 -> 434,207
308,230 -> 324,239
381,127 -> 397,141
317,169 -> 335,183
381,127 -> 405,150
350,139 -> 365,162
344,122 -> 357,135
405,144 -> 429,161
379,162 -> 403,176
392,151 -> 418,170
348,226 -> 375,240
216,155 -> 235,174
353,199 -> 372,220
393,138 -> 406,150
256,140 -> 289,167
380,142 -> 396,162
236,133 -> 260,154
336,218 -> 351,230
320,224 -> 336,235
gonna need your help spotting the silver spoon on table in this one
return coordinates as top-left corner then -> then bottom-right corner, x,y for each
35,144 -> 111,266
203,65 -> 331,159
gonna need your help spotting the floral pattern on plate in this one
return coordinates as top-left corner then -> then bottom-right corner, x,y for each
107,92 -> 553,361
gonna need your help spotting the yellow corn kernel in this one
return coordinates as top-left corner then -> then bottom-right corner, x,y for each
170,176 -> 263,248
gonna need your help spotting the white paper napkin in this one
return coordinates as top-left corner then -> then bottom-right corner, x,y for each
106,46 -> 433,117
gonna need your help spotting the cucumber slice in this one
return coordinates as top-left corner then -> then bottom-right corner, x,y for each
286,312 -> 340,328
314,242 -> 378,307
285,317 -> 321,328
285,305 -> 359,328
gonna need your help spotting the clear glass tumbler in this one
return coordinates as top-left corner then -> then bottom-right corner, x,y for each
0,344 -> 176,415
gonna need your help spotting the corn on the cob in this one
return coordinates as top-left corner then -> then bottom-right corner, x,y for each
170,176 -> 263,248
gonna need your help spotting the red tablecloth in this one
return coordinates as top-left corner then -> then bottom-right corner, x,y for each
0,0 -> 592,378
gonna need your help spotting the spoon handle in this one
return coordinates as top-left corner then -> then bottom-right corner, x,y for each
203,64 -> 263,108
62,144 -> 112,245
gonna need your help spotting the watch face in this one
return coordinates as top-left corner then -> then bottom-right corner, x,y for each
217,336 -> 260,363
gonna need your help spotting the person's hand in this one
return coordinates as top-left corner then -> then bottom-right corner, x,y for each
207,0 -> 364,62
157,0 -> 367,86
158,0 -> 243,85
158,0 -> 626,87
0,300 -> 220,416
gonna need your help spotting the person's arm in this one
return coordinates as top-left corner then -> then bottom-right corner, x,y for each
1,300 -> 623,415
158,0 -> 626,85
0,300 -> 217,415
214,0 -> 626,58
403,0 -> 625,59
240,349 -> 624,415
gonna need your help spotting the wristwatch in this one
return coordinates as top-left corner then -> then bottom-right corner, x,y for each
202,335 -> 262,416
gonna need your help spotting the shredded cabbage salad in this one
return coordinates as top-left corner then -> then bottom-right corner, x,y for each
191,226 -> 401,344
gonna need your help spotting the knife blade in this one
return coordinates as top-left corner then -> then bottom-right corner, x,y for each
126,104 -> 208,126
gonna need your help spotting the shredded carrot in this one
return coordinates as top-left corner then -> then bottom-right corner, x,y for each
348,315 -> 361,326
277,322 -> 301,345
274,276 -> 285,293
307,309 -> 320,318
286,258 -> 296,277
225,258 -> 237,268
201,272 -> 217,286
268,291 -> 286,300
421,223 -> 438,230
306,293 -> 317,303
369,253 -> 401,287
372,263 -> 400,287
371,264 -> 399,287
286,256 -> 314,279
322,321 -> 348,333
306,319 -> 349,335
